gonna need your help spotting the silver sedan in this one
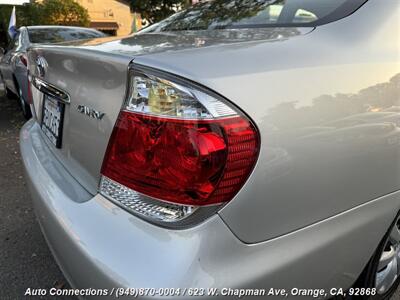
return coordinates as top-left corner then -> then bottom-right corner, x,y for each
0,26 -> 106,119
21,0 -> 400,299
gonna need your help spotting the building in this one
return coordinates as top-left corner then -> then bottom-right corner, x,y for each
76,0 -> 141,36
33,0 -> 142,36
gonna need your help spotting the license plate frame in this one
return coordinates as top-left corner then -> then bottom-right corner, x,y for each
41,94 -> 65,149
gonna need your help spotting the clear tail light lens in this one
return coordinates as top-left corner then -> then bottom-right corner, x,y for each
100,64 -> 259,227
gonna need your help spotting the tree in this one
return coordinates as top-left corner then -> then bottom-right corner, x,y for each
0,0 -> 90,48
130,0 -> 191,24
38,0 -> 90,27
0,4 -> 42,47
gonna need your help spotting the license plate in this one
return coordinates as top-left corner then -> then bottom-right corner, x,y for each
41,95 -> 65,148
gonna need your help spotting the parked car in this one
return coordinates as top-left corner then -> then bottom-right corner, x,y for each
0,26 -> 106,119
22,0 -> 400,299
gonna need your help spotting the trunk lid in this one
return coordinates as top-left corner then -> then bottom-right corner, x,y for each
27,48 -> 132,195
27,28 -> 311,196
59,27 -> 313,56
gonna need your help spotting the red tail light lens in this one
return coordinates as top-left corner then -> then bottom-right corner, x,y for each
19,55 -> 28,67
100,65 -> 259,226
102,112 -> 258,206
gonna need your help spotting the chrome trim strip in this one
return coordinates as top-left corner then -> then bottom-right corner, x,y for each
30,75 -> 70,104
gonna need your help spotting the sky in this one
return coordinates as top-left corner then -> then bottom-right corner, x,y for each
0,0 -> 29,5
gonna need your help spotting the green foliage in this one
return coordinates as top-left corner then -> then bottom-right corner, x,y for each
0,5 -> 38,28
39,0 -> 90,27
0,0 -> 90,47
0,5 -> 33,47
130,0 -> 191,24
0,0 -> 90,30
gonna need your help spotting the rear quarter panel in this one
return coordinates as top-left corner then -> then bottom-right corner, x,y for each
133,0 -> 400,243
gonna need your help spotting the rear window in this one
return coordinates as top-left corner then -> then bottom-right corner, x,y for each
28,28 -> 106,44
144,0 -> 367,32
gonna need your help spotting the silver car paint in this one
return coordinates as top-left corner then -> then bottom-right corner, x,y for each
21,0 -> 400,295
26,28 -> 310,196
20,119 -> 399,299
28,48 -> 132,195
0,27 -> 27,96
0,26 -> 106,107
27,0 -> 400,242
1,27 -> 47,99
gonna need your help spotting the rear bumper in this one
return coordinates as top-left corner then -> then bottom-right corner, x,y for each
20,119 -> 400,299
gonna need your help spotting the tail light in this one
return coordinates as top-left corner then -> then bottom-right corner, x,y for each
27,72 -> 33,105
19,54 -> 28,67
100,64 -> 260,227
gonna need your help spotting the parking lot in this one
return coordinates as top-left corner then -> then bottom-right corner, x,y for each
0,82 -> 76,299
0,80 -> 399,300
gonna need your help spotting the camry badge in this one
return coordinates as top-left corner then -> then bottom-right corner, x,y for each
77,105 -> 105,120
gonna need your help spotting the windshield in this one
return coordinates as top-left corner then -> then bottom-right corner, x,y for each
143,0 -> 367,32
28,28 -> 106,44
